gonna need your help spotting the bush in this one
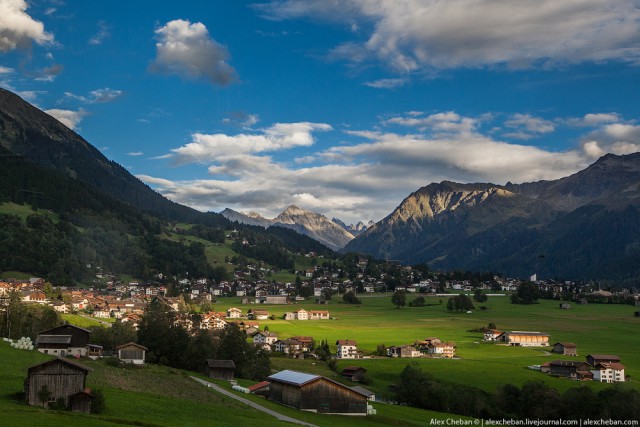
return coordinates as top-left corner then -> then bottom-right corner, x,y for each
91,389 -> 106,413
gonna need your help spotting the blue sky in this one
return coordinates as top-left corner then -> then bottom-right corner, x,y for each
2,0 -> 640,223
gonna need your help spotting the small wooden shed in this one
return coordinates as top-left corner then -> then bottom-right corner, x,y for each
68,389 -> 94,413
205,359 -> 236,380
267,370 -> 368,415
25,358 -> 91,410
116,342 -> 148,365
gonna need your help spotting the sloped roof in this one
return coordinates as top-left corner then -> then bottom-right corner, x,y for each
248,381 -> 270,392
206,359 -> 236,369
27,357 -> 92,374
115,342 -> 148,351
268,370 -> 319,386
36,335 -> 72,345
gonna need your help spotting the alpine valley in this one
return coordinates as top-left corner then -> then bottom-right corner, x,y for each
1,87 -> 640,283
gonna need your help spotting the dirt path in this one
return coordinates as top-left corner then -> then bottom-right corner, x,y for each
191,376 -> 318,427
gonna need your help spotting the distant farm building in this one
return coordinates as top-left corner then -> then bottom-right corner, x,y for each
341,366 -> 367,382
497,331 -> 550,347
36,324 -> 91,357
586,354 -> 621,366
267,370 -> 369,415
552,342 -> 577,356
205,359 -> 236,381
482,329 -> 503,342
24,358 -> 92,412
116,342 -> 147,365
548,360 -> 593,380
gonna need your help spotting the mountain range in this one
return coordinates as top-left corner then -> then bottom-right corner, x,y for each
2,86 -> 640,283
345,153 -> 640,282
220,206 -> 370,251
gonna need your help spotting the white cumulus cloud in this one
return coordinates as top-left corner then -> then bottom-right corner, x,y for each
166,122 -> 332,165
141,113 -> 612,223
0,0 -> 54,52
256,0 -> 640,72
150,19 -> 237,85
44,108 -> 88,130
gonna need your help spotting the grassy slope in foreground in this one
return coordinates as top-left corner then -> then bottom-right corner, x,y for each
0,341 -> 463,426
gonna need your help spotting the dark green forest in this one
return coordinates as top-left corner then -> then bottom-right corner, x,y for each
0,147 -> 334,283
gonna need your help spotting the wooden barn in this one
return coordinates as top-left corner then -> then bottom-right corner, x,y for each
267,370 -> 368,415
116,342 -> 148,365
205,359 -> 236,380
36,324 -> 91,357
548,360 -> 593,380
24,358 -> 91,411
341,366 -> 367,382
552,342 -> 577,356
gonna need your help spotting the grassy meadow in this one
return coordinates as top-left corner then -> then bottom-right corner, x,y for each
0,340 -> 463,426
217,294 -> 640,395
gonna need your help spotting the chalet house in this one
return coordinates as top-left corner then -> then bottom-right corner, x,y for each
22,291 -> 49,304
415,337 -> 441,352
586,354 -> 621,366
274,339 -> 296,354
283,312 -> 296,320
25,358 -> 92,412
267,370 -> 368,415
482,329 -> 503,342
248,309 -> 270,320
51,301 -> 69,314
308,310 -> 330,320
296,309 -> 309,320
548,360 -> 593,380
387,346 -> 401,358
116,342 -> 148,365
497,331 -> 550,347
552,342 -> 577,356
253,331 -> 278,346
336,339 -> 360,359
428,342 -> 456,358
226,307 -> 243,318
341,366 -> 367,382
400,345 -> 422,358
591,362 -> 625,383
290,336 -> 313,352
205,359 -> 236,381
36,324 -> 91,357
201,312 -> 228,330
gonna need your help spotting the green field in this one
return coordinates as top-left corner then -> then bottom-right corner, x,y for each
0,341 -> 462,426
214,294 -> 640,395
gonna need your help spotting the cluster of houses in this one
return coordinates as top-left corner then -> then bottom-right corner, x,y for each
482,330 -> 626,383
541,355 -> 626,383
387,337 -> 456,358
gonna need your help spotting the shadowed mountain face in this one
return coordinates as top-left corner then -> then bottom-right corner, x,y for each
344,154 -> 640,281
0,88 -> 226,226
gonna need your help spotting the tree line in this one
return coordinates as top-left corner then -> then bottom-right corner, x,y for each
395,363 -> 640,420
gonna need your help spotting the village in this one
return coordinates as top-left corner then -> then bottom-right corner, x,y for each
0,258 -> 636,418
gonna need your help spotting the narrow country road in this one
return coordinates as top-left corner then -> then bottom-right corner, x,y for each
190,376 -> 319,427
